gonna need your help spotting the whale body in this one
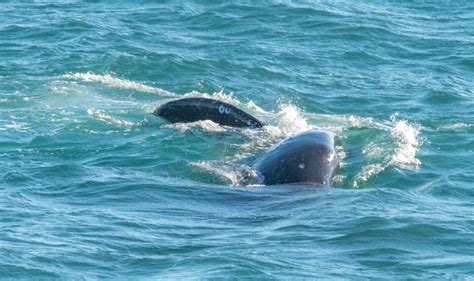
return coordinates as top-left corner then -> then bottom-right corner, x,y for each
254,130 -> 339,186
155,98 -> 339,186
154,97 -> 264,128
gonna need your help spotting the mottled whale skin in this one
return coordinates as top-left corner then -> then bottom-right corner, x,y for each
154,97 -> 264,128
254,130 -> 339,186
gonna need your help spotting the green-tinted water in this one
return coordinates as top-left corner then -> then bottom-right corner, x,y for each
1,1 -> 473,279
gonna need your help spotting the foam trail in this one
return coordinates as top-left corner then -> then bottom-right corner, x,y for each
162,120 -> 227,133
64,73 -> 177,97
438,123 -> 472,130
87,108 -> 135,127
353,164 -> 385,188
193,161 -> 257,186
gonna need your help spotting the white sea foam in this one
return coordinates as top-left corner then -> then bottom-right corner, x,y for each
87,108 -> 135,127
162,120 -> 227,133
274,103 -> 311,136
0,122 -> 29,132
193,161 -> 257,186
353,164 -> 385,188
389,119 -> 421,169
438,123 -> 472,130
64,73 -> 176,97
155,98 -> 310,154
363,142 -> 384,159
237,103 -> 313,153
335,145 -> 346,166
50,81 -> 141,110
183,104 -> 312,186
353,117 -> 421,187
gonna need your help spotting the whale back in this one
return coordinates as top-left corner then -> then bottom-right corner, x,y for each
154,98 -> 264,128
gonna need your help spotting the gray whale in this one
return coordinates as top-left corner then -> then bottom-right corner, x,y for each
254,130 -> 339,186
154,97 -> 264,128
155,98 -> 339,186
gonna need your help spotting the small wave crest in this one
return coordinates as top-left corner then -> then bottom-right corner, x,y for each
353,116 -> 421,187
192,161 -> 257,186
64,73 -> 176,97
87,108 -> 135,127
162,120 -> 227,133
235,103 -> 313,152
0,122 -> 30,132
438,123 -> 472,130
389,118 -> 421,169
272,103 -> 311,137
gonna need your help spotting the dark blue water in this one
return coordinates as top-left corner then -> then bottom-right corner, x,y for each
1,1 -> 473,279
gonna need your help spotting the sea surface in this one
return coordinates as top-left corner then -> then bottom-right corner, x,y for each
1,1 -> 473,279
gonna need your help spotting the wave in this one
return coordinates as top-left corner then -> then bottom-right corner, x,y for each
192,161 -> 257,186
63,73 -> 177,97
0,122 -> 30,132
162,120 -> 227,133
87,108 -> 136,127
438,123 -> 472,130
389,118 -> 421,169
353,116 -> 421,188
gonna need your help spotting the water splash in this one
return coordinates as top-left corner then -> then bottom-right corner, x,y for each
353,116 -> 421,187
273,103 -> 311,137
389,118 -> 421,169
195,104 -> 315,185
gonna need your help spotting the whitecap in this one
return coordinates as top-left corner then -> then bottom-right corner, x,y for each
63,72 -> 176,97
87,108 -> 135,127
192,161 -> 257,186
389,119 -> 421,169
162,120 -> 228,133
352,116 -> 421,187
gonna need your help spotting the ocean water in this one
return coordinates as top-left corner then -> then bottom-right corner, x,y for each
1,0 -> 473,279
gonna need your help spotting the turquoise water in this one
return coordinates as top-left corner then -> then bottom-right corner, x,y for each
1,1 -> 473,279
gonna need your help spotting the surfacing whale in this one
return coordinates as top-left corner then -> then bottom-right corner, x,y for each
154,97 -> 264,128
254,130 -> 338,186
155,98 -> 339,186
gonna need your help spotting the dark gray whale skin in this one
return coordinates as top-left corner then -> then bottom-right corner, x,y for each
154,98 -> 264,128
254,130 -> 339,186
